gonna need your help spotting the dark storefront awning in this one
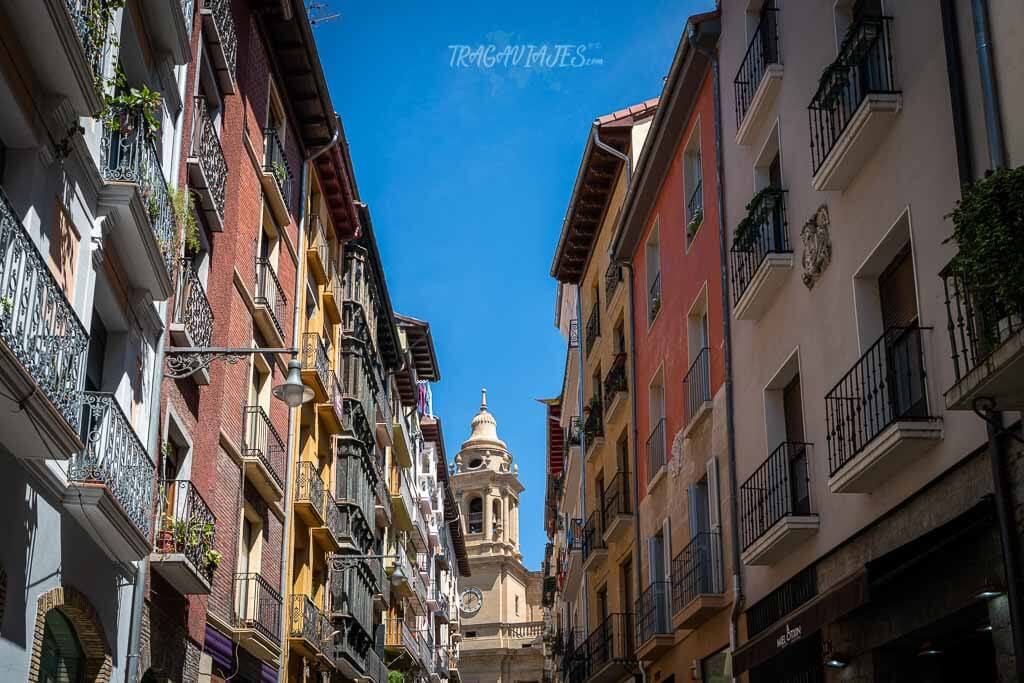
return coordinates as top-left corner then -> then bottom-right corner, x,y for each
732,569 -> 869,675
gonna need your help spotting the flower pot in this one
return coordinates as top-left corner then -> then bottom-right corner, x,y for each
156,530 -> 174,553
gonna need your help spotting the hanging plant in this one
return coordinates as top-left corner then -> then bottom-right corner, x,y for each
272,160 -> 289,188
687,208 -> 704,239
734,187 -> 781,251
946,166 -> 1024,328
170,185 -> 201,254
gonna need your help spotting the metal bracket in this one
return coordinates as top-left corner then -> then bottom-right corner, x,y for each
163,347 -> 298,379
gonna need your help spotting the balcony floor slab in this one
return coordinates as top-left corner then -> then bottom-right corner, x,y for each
828,420 -> 942,494
734,253 -> 794,321
741,514 -> 819,567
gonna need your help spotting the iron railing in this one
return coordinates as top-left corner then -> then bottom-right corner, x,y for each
153,479 -> 216,580
605,262 -> 622,303
235,573 -> 282,645
825,325 -> 931,476
747,566 -> 817,638
263,127 -> 293,213
72,392 -> 154,538
585,613 -> 635,672
0,189 -> 88,429
683,347 -> 711,427
584,398 -> 603,444
687,178 -> 703,226
242,405 -> 286,489
671,531 -> 724,611
809,15 -> 898,175
739,442 -> 813,550
173,259 -> 213,348
289,594 -> 322,650
603,353 -> 628,406
730,189 -> 790,305
585,301 -> 600,356
648,272 -> 662,324
467,511 -> 484,534
188,96 -> 227,221
301,332 -> 331,392
204,0 -> 238,79
100,108 -> 176,274
254,257 -> 287,340
646,418 -> 666,484
294,460 -> 326,517
734,5 -> 781,126
65,0 -> 108,86
637,582 -> 672,646
581,510 -> 605,563
942,263 -> 1024,386
601,471 -> 631,527
324,491 -> 344,545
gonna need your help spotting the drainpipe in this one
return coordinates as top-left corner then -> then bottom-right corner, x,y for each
970,0 -> 1005,171
277,120 -> 341,678
691,32 -> 744,677
575,283 -> 588,638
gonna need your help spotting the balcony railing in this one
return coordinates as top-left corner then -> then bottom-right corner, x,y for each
671,531 -> 724,611
507,621 -> 545,639
809,15 -> 897,175
942,264 -> 1024,386
0,189 -> 88,429
687,178 -> 703,226
580,511 -> 604,563
601,471 -> 631,526
263,127 -> 293,213
566,415 -> 582,447
734,6 -> 780,125
204,0 -> 238,80
66,0 -> 108,85
603,353 -> 628,407
739,442 -> 813,550
585,302 -> 600,356
188,96 -> 227,221
683,347 -> 711,427
242,405 -> 286,490
825,325 -> 931,476
254,257 -> 287,340
100,108 -> 176,273
605,262 -> 622,303
637,582 -> 672,646
235,573 -> 282,645
648,272 -> 662,324
301,332 -> 331,391
173,259 -> 213,347
295,460 -> 325,515
153,479 -> 216,580
583,399 -> 603,444
730,189 -> 790,304
646,418 -> 666,484
289,594 -> 322,650
72,392 -> 154,538
468,511 -> 484,534
584,613 -> 635,672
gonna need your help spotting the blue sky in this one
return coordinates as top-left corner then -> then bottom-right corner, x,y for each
315,0 -> 713,570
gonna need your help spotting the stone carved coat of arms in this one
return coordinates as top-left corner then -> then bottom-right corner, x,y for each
801,205 -> 832,289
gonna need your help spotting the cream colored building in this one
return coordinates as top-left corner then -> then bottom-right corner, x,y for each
452,391 -> 545,682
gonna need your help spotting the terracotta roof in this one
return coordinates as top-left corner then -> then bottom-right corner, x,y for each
595,97 -> 660,127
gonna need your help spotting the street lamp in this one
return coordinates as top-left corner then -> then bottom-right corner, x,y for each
164,346 -> 314,408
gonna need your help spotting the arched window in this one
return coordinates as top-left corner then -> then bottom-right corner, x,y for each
39,609 -> 86,683
468,497 -> 483,534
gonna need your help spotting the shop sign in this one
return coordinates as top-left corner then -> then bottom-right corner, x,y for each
776,623 -> 803,650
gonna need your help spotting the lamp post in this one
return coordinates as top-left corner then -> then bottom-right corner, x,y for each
163,346 -> 315,407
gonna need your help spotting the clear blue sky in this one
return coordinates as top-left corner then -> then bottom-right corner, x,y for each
315,0 -> 714,570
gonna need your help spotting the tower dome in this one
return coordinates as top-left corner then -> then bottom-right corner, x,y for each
461,388 -> 508,452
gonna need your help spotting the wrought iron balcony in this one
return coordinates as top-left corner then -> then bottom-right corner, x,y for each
671,531 -> 725,622
809,15 -> 898,177
289,593 -> 324,655
730,188 -> 791,316
645,418 -> 666,486
739,441 -> 815,563
585,302 -> 600,356
825,325 -> 934,480
942,263 -> 1024,410
70,392 -> 155,559
300,332 -> 331,399
605,262 -> 622,303
636,582 -> 672,656
254,257 -> 287,343
187,97 -> 227,230
294,460 -> 326,528
582,613 -> 636,679
580,511 -> 605,567
66,0 -> 108,89
201,0 -> 238,92
600,471 -> 631,541
683,347 -> 711,431
648,273 -> 661,325
242,405 -> 286,499
734,5 -> 781,127
385,616 -> 419,655
686,178 -> 703,228
583,398 -> 603,446
234,572 -> 282,648
172,258 -> 213,349
152,479 -> 216,595
603,353 -> 628,411
0,189 -> 88,438
263,127 -> 294,219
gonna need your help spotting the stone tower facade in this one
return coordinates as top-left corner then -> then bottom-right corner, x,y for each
452,391 -> 544,682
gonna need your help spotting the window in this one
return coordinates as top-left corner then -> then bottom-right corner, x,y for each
620,559 -> 633,617
468,497 -> 483,534
39,609 -> 86,683
683,122 -> 703,246
645,221 -> 662,325
48,201 -> 79,301
646,367 -> 666,483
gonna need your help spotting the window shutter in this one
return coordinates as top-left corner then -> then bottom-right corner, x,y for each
687,484 -> 699,540
662,518 -> 672,584
707,457 -> 721,532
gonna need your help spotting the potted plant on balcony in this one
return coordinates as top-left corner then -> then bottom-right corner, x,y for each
947,166 -> 1024,345
687,207 -> 703,240
734,187 -> 780,251
156,512 -> 175,553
